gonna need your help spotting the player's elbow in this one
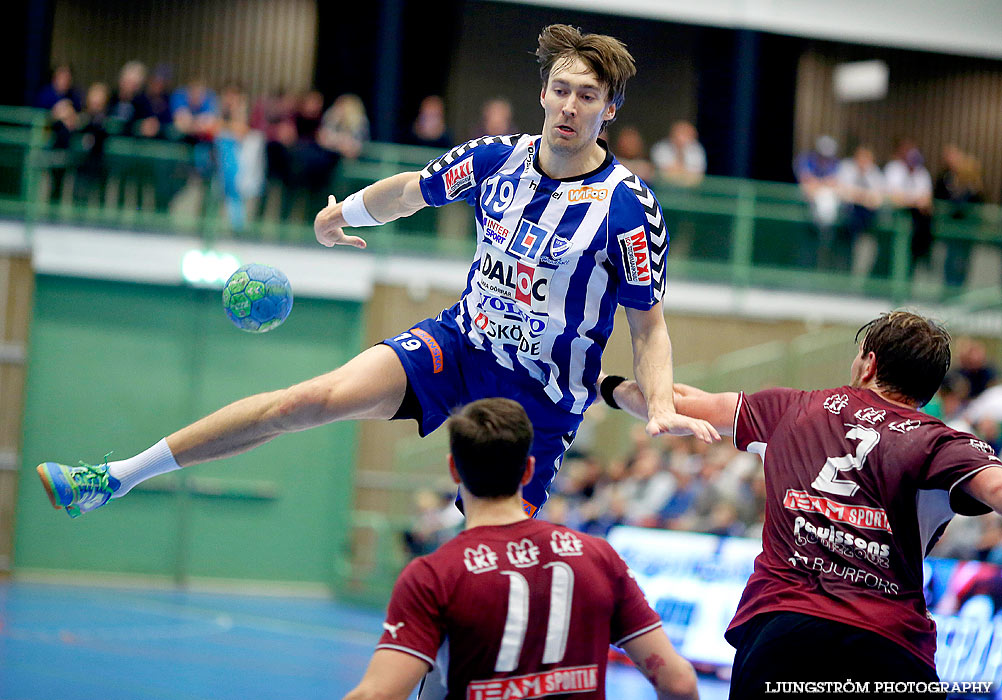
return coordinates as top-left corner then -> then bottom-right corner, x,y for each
655,660 -> 699,700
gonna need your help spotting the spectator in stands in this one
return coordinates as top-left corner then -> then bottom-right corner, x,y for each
884,138 -> 933,274
402,489 -> 463,557
170,76 -> 220,142
954,337 -> 997,400
171,77 -> 220,190
651,120 -> 705,187
250,88 -> 298,217
73,82 -> 111,207
618,445 -> 675,527
319,93 -> 369,161
36,63 -> 81,112
404,95 -> 452,149
145,64 -> 175,138
794,135 -> 841,270
470,97 -> 515,138
612,125 -> 654,181
38,64 -> 81,203
285,90 -> 337,222
935,144 -> 985,288
215,82 -> 265,231
108,61 -> 155,137
931,372 -> 974,433
837,144 -> 885,279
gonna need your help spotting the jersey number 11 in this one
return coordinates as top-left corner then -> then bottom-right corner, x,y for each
495,561 -> 574,672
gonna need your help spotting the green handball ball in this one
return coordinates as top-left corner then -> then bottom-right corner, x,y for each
222,263 -> 293,333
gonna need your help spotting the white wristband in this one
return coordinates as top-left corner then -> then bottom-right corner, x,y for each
341,187 -> 382,227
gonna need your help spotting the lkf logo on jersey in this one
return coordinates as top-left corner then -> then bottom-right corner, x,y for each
464,544 -> 499,574
506,538 -> 541,568
616,227 -> 650,285
854,407 -> 886,424
567,186 -> 609,203
970,439 -> 998,456
783,489 -> 893,533
550,530 -> 584,557
445,158 -> 476,199
824,394 -> 850,415
889,419 -> 921,433
508,220 -> 553,261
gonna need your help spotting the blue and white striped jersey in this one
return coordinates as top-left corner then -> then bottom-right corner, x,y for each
419,134 -> 669,414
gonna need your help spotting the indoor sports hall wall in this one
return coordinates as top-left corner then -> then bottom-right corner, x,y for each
49,0 -> 318,98
14,276 -> 362,589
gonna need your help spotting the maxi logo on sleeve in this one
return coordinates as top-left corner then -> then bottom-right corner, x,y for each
617,226 -> 650,285
445,158 -> 476,199
783,489 -> 893,533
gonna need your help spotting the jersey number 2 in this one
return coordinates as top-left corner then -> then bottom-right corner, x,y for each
810,425 -> 880,497
495,562 -> 574,672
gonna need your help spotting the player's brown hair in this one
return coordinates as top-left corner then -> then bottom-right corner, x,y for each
856,311 -> 952,406
447,398 -> 534,498
536,24 -> 636,130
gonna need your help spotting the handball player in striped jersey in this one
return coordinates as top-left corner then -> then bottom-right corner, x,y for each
606,311 -> 1002,698
342,398 -> 698,700
38,24 -> 716,519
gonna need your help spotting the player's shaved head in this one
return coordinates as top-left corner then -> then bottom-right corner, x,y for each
856,311 -> 951,407
536,24 -> 636,129
447,398 -> 534,498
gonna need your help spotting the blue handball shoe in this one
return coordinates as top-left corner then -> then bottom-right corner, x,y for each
36,459 -> 120,519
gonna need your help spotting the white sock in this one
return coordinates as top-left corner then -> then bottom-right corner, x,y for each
107,438 -> 181,497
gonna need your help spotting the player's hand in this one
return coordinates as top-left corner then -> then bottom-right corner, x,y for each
314,195 -> 368,249
646,412 -> 720,444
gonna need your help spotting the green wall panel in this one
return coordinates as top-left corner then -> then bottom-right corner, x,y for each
15,276 -> 362,587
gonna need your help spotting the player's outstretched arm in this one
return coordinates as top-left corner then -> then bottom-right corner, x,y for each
960,466 -> 1002,515
624,304 -> 719,443
622,628 -> 700,700
672,383 -> 739,437
597,374 -> 737,437
314,171 -> 428,248
342,648 -> 430,700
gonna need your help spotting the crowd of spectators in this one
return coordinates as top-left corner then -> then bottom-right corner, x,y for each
32,63 -> 537,233
33,62 -> 381,229
793,134 -> 986,285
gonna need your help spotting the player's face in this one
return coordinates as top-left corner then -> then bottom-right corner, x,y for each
539,57 -> 616,157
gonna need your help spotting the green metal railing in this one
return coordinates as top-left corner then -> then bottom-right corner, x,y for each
3,105 -> 1001,302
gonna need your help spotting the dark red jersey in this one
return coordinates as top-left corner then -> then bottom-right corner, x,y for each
376,518 -> 661,699
727,386 -> 1001,668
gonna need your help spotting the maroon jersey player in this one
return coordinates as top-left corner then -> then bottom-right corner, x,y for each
603,311 -> 1002,698
342,398 -> 698,700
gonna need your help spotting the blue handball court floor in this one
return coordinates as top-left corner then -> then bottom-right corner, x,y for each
0,580 -> 730,700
